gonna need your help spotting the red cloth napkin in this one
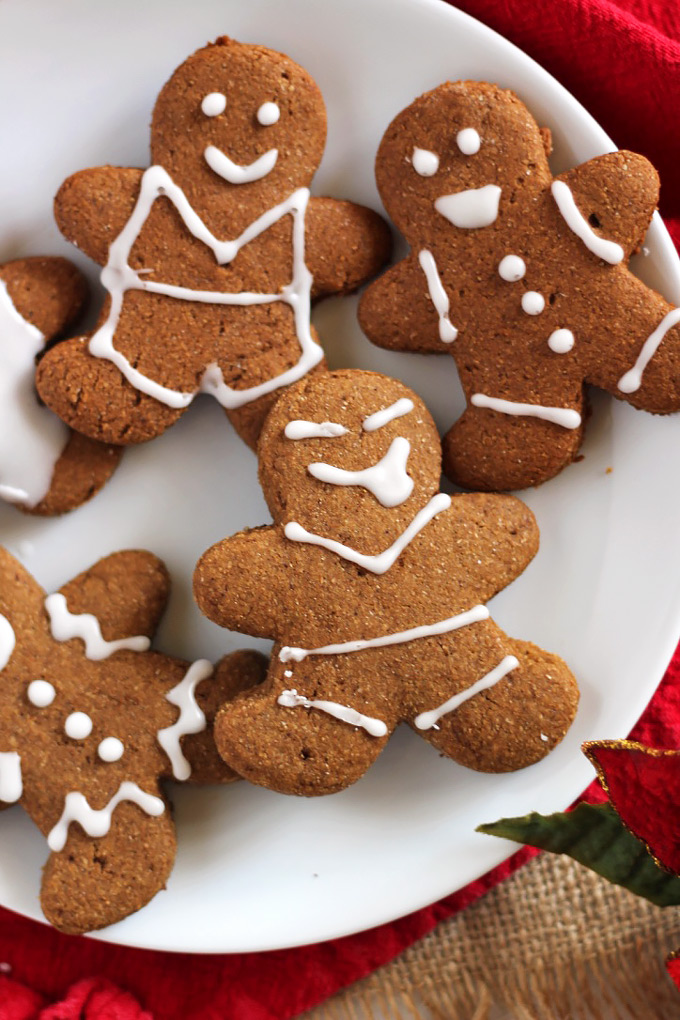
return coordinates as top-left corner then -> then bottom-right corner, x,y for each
3,0 -> 680,1016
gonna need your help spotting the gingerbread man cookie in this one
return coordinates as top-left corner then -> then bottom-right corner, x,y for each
0,547 -> 266,933
35,37 -> 390,451
0,257 -> 121,514
193,370 -> 579,796
358,82 -> 680,490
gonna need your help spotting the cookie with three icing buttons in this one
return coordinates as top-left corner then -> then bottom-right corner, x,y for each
193,369 -> 579,797
35,36 -> 391,452
0,546 -> 267,933
0,257 -> 121,515
358,81 -> 680,490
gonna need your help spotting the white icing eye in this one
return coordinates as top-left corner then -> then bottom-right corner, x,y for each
201,92 -> 227,117
456,128 -> 481,155
498,255 -> 526,282
412,147 -> 439,177
98,737 -> 124,762
521,291 -> 545,316
0,614 -> 15,671
257,101 -> 280,126
27,679 -> 56,707
64,711 -> 93,740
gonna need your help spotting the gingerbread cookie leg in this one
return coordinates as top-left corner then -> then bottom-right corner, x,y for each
40,799 -> 175,934
37,333 -> 184,445
214,654 -> 394,796
404,624 -> 578,773
443,401 -> 585,491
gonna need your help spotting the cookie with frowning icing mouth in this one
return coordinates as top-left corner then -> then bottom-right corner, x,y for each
358,80 -> 680,490
0,546 -> 266,934
193,369 -> 579,797
0,256 -> 121,515
35,36 -> 390,452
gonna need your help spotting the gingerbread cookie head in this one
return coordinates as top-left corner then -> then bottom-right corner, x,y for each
375,81 -> 551,242
0,547 -> 266,933
258,370 -> 441,537
195,368 -> 578,798
0,256 -> 121,515
360,81 -> 676,491
151,37 -> 327,219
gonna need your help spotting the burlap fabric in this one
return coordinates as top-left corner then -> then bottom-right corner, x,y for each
305,852 -> 680,1019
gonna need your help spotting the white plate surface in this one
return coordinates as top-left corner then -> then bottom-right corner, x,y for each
1,0 -> 679,954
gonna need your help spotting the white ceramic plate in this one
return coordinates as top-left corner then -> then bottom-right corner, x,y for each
1,0 -> 679,954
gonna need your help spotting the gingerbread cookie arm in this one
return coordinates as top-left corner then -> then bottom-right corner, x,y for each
193,528 -> 290,640
28,432 -> 123,518
54,551 -> 170,644
0,257 -> 88,338
406,622 -> 578,772
305,197 -> 391,298
582,272 -> 680,412
358,252 -> 454,352
440,493 -> 540,599
554,152 -> 659,259
55,167 -> 144,266
40,799 -> 176,935
181,649 -> 268,784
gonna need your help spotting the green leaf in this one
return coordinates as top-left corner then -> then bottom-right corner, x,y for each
477,802 -> 680,907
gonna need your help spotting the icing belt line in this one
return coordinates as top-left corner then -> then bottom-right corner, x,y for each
279,604 -> 490,663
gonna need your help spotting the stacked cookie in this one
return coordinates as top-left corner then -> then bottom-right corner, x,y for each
2,34 -> 676,934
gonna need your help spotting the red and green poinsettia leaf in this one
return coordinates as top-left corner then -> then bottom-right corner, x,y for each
667,950 -> 680,993
584,740 -> 680,874
477,802 -> 680,906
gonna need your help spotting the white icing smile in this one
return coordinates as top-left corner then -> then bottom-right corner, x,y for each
434,185 -> 501,229
204,144 -> 278,184
307,437 -> 414,508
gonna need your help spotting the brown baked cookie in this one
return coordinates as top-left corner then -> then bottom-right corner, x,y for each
193,369 -> 579,797
35,36 -> 391,451
358,81 -> 680,490
0,257 -> 121,515
0,547 -> 267,934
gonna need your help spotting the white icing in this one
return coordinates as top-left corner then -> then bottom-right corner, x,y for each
362,398 -> 415,432
498,255 -> 526,282
89,167 -> 322,410
64,711 -> 93,740
618,308 -> 680,393
47,781 -> 165,852
204,145 -> 278,184
308,437 -> 413,508
540,733 -> 549,742
201,92 -> 226,117
418,250 -> 458,343
27,679 -> 55,708
157,659 -> 211,781
98,737 -> 124,763
284,492 -> 451,575
521,291 -> 545,316
548,328 -> 575,354
257,101 -> 280,126
0,752 -> 22,802
414,654 -> 519,729
0,280 -> 68,508
471,393 -> 581,429
0,614 -> 15,670
456,128 -> 481,155
277,689 -> 387,737
412,147 -> 439,177
45,593 -> 150,660
551,180 -> 624,265
279,604 -> 490,663
285,420 -> 348,440
435,185 -> 501,229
